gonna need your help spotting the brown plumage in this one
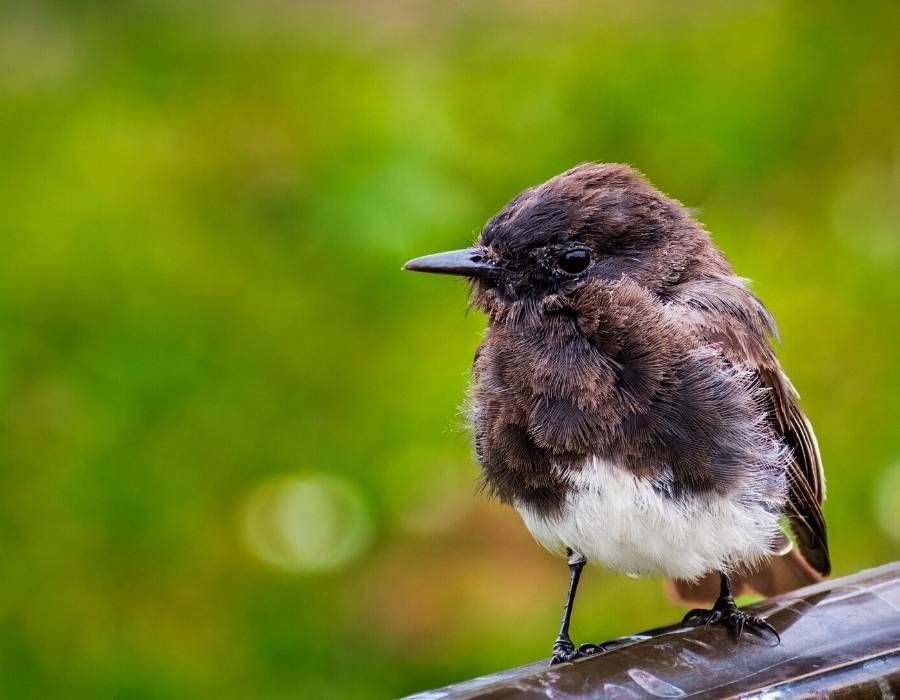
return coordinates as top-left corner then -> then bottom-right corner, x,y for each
404,162 -> 829,662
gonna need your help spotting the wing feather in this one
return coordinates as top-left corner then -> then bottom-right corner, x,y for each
671,276 -> 830,576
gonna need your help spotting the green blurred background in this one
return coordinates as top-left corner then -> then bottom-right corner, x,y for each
0,1 -> 898,697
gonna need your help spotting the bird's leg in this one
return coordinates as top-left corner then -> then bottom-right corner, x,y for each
682,572 -> 780,643
550,550 -> 587,665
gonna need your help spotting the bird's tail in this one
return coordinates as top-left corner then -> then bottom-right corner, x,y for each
666,548 -> 825,606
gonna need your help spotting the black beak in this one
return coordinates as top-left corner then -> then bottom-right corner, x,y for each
402,247 -> 498,279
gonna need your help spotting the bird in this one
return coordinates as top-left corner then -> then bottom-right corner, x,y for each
403,163 -> 829,665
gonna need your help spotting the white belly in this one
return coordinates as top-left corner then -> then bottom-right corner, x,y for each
516,457 -> 785,580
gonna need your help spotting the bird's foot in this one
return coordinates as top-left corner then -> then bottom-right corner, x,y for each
550,635 -> 578,665
682,599 -> 780,644
549,636 -> 608,666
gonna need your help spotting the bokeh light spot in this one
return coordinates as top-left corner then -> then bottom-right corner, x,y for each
241,473 -> 373,573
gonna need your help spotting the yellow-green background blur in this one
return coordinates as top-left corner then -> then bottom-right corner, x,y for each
1,1 -> 898,697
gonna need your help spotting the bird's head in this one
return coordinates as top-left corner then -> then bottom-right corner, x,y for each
404,163 -> 722,322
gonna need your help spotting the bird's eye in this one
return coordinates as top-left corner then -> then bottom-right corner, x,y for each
558,249 -> 591,274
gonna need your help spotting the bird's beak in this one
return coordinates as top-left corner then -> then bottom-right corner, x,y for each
402,247 -> 498,279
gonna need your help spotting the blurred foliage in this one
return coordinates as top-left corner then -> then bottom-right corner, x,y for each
0,0 -> 898,697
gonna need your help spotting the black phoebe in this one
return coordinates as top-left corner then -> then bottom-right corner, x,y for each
403,163 -> 829,664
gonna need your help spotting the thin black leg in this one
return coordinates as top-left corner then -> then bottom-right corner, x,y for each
558,553 -> 584,641
550,549 -> 585,665
717,572 -> 733,606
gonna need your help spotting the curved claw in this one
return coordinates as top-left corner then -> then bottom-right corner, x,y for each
734,613 -> 746,639
703,611 -> 723,628
682,608 -> 705,624
745,614 -> 781,644
682,608 -> 722,627
550,651 -> 577,666
577,643 -> 608,656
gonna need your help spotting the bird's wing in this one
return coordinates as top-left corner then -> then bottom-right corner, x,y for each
756,364 -> 830,575
670,276 -> 830,576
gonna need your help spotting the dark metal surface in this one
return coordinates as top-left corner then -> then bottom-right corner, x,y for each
407,561 -> 900,699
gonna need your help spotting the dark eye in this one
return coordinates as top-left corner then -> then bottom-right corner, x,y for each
558,249 -> 591,274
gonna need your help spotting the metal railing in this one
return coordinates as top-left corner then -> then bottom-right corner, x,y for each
407,561 -> 900,698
